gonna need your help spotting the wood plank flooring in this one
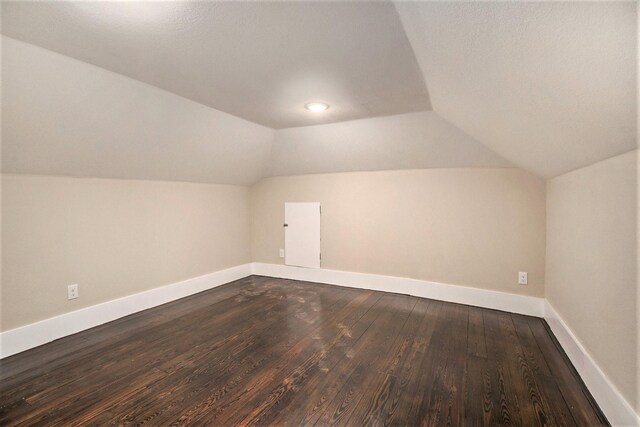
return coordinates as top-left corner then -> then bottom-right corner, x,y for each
0,276 -> 608,426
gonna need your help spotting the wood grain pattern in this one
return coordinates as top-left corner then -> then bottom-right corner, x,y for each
0,276 -> 608,426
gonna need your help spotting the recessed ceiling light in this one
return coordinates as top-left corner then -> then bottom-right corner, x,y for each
304,102 -> 329,112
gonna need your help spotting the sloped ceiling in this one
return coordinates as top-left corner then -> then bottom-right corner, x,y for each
2,36 -> 500,185
395,1 -> 637,178
1,2 -> 637,184
1,37 -> 274,186
268,112 -> 512,177
0,1 -> 431,129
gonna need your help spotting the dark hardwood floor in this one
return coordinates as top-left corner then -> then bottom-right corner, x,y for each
0,276 -> 608,426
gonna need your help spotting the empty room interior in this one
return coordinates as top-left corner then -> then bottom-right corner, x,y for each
0,1 -> 638,426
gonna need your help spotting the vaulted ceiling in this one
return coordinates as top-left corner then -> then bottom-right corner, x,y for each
1,1 -> 636,184
396,1 -> 637,178
1,37 -> 274,186
1,1 -> 430,129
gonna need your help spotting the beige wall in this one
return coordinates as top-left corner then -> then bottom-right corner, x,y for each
546,150 -> 638,412
1,174 -> 251,331
251,168 -> 546,297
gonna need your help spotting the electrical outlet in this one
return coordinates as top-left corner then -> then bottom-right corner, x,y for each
518,272 -> 528,285
68,284 -> 79,300
279,249 -> 285,258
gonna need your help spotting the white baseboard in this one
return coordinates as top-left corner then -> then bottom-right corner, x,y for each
0,263 -> 253,359
544,301 -> 640,427
3,262 -> 636,426
0,263 -> 544,360
251,263 -> 545,317
252,263 -> 639,425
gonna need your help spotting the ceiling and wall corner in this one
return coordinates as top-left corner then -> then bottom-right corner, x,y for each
395,1 -> 637,178
267,111 -> 513,177
1,36 -> 275,185
0,1 -> 431,129
1,1 -> 637,185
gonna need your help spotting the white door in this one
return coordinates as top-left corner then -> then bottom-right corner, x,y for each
284,202 -> 321,268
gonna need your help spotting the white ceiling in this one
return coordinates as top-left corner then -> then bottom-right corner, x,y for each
2,37 -> 274,185
1,1 -> 637,183
0,1 -> 431,129
268,111 -> 512,177
2,35 -> 505,185
396,1 -> 637,178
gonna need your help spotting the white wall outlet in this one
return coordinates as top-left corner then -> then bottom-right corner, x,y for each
518,272 -> 528,285
279,249 -> 285,258
68,284 -> 79,300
